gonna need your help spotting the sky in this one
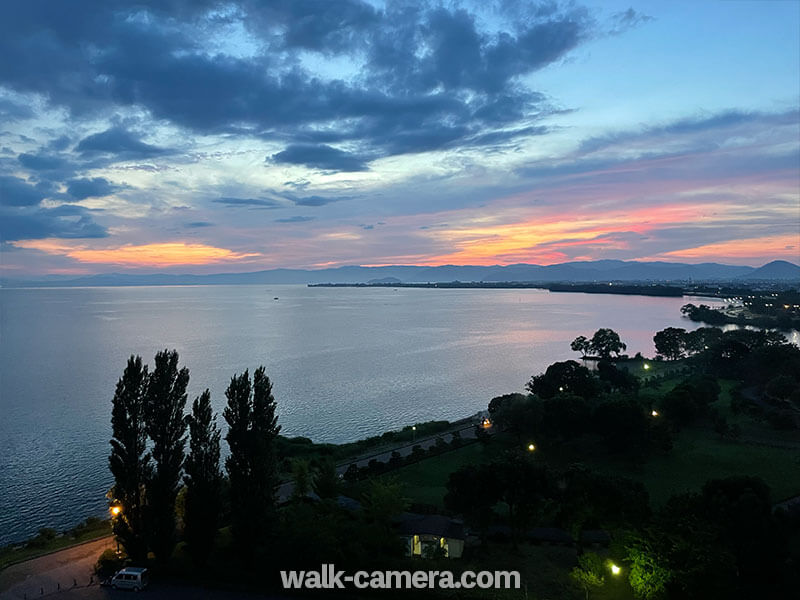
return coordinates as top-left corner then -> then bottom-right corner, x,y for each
0,0 -> 798,276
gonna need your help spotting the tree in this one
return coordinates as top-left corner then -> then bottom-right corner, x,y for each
527,360 -> 600,399
312,458 -> 339,500
108,356 -> 151,561
290,459 -> 311,501
625,533 -> 673,600
570,552 -> 605,600
362,479 -> 409,528
571,335 -> 591,358
145,349 -> 189,562
183,389 -> 222,566
653,327 -> 687,361
589,328 -> 627,359
224,367 -> 282,557
444,463 -> 500,542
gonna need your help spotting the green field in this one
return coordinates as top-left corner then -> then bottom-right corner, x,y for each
388,425 -> 800,510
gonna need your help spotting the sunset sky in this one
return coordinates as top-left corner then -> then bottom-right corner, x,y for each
1,0 -> 798,275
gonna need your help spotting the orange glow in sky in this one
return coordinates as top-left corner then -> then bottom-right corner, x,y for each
13,241 -> 261,267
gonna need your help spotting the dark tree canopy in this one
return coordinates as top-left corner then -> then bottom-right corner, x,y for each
527,360 -> 599,399
145,349 -> 189,562
184,389 -> 222,566
224,367 -> 282,558
653,327 -> 687,360
108,355 -> 151,561
589,328 -> 627,358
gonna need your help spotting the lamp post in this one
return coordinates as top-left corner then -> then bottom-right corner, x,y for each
412,425 -> 416,442
527,443 -> 536,452
109,504 -> 122,555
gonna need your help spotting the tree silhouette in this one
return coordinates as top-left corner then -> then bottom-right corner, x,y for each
145,349 -> 189,562
108,356 -> 151,561
184,389 -> 222,566
589,328 -> 627,358
224,367 -> 281,558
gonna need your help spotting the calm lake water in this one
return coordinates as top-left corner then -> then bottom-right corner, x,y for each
1,285 -> 728,545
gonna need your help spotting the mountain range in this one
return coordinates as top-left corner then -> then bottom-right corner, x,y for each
2,260 -> 799,288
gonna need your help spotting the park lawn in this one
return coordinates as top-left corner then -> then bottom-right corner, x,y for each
0,519 -> 111,571
384,442 -> 499,508
582,428 -> 800,506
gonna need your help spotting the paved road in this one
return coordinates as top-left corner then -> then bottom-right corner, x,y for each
0,538 -> 286,600
0,537 -> 114,600
277,422 -> 479,502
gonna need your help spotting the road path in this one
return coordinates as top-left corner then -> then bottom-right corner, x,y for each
0,537 -> 114,600
277,421 -> 480,502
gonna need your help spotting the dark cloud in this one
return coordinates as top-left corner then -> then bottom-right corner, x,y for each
213,197 -> 282,208
17,152 -> 72,171
289,194 -> 346,207
0,175 -> 45,206
610,8 -> 654,35
275,215 -> 315,223
185,221 -> 213,228
0,1 -> 595,171
66,177 -> 118,199
0,204 -> 107,241
271,144 -> 369,172
76,127 -> 169,159
578,110 -> 798,154
0,97 -> 34,121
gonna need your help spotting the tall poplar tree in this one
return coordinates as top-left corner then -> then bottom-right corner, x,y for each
109,355 -> 151,561
224,367 -> 281,557
184,389 -> 222,565
145,349 -> 189,561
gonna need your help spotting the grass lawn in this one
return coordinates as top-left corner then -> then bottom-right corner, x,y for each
0,518 -> 110,571
383,442 -> 500,508
593,430 -> 800,505
384,420 -> 800,512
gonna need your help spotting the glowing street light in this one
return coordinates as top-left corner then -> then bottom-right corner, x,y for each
609,563 -> 621,576
110,505 -> 121,517
412,425 -> 416,442
651,410 -> 659,417
527,443 -> 536,452
558,386 -> 564,392
643,363 -> 650,370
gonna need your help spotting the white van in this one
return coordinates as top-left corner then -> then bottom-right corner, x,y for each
110,567 -> 149,592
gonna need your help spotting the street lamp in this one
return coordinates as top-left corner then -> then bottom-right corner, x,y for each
643,363 -> 650,370
527,443 -> 536,452
609,563 -> 621,576
412,425 -> 416,442
109,504 -> 122,555
651,410 -> 659,417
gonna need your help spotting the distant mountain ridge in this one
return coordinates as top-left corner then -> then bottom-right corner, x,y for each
2,259 -> 798,288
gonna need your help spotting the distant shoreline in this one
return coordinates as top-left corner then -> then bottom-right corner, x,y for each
309,281 -> 687,297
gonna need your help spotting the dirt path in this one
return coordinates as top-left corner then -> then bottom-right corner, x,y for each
0,537 -> 113,599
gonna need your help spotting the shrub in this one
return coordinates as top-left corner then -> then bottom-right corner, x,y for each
95,548 -> 125,576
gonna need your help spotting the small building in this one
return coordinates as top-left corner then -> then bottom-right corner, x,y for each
397,514 -> 465,558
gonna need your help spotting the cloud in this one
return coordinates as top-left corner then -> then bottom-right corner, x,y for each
0,1 -> 594,165
12,240 -> 260,267
185,221 -> 213,228
275,215 -> 315,223
609,8 -> 654,35
271,144 -> 370,172
0,175 -> 44,206
66,177 -> 118,199
76,127 -> 169,159
17,152 -> 72,171
213,197 -> 282,208
0,97 -> 34,121
0,204 -> 107,241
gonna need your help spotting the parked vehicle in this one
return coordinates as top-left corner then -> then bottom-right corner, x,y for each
109,567 -> 149,592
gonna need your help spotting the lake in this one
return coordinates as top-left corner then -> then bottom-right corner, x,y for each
0,285 -> 727,545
